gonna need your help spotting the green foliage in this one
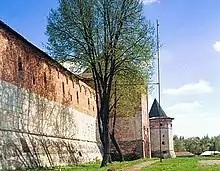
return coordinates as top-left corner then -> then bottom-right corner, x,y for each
46,0 -> 155,86
109,66 -> 148,117
115,84 -> 144,117
173,135 -> 186,152
46,0 -> 156,166
173,135 -> 220,155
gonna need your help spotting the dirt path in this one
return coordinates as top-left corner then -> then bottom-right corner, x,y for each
123,160 -> 157,171
199,160 -> 220,166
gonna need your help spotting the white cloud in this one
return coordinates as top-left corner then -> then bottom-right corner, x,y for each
213,41 -> 220,52
163,80 -> 213,96
148,92 -> 220,137
142,0 -> 160,5
167,101 -> 203,116
165,101 -> 219,137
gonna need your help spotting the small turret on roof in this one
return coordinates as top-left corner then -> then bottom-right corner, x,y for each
149,98 -> 173,119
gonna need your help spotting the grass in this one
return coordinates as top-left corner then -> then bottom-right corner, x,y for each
30,158 -> 155,171
29,157 -> 220,171
141,157 -> 220,171
60,158 -> 155,171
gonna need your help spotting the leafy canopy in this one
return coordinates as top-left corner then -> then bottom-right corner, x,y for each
46,1 -> 156,166
46,0 -> 155,85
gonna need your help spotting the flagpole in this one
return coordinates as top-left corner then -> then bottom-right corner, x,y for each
156,19 -> 162,162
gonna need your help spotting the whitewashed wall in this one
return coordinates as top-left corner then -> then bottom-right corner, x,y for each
0,79 -> 102,170
150,120 -> 176,158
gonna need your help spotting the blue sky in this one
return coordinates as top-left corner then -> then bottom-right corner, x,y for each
1,0 -> 220,138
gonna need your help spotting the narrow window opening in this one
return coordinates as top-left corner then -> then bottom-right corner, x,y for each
162,134 -> 165,137
18,57 -> 22,71
162,141 -> 165,145
44,72 -> 47,85
160,123 -> 163,126
163,151 -> 166,154
93,106 -> 95,111
170,124 -> 172,127
62,82 -> 65,95
57,70 -> 59,78
18,57 -> 23,82
78,151 -> 82,157
76,91 -> 79,104
66,77 -> 68,84
72,80 -> 74,88
32,75 -> 35,85
88,98 -> 90,109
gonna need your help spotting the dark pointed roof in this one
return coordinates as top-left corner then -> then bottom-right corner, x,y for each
149,98 -> 168,118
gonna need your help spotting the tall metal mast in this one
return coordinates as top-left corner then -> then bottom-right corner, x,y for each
156,19 -> 162,162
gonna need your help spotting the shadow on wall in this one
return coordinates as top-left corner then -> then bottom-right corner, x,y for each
0,27 -> 103,170
95,114 -> 104,157
0,82 -> 102,170
0,82 -> 77,170
0,131 -> 84,170
0,76 -> 102,170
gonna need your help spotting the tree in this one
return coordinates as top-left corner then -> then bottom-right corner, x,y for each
173,135 -> 185,152
80,64 -> 149,162
173,135 -> 220,155
109,71 -> 148,161
46,0 -> 155,167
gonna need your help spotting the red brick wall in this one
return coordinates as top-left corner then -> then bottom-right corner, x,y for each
0,25 -> 96,117
109,94 -> 151,158
150,118 -> 173,129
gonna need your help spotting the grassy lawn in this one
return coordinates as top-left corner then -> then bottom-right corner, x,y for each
141,157 -> 220,171
29,157 -> 220,171
31,158 -> 154,171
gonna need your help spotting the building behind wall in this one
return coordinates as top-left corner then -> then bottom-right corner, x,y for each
109,93 -> 151,160
149,99 -> 176,158
0,20 -> 102,170
80,70 -> 151,160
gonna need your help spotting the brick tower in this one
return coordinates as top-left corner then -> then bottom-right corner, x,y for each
149,99 -> 176,158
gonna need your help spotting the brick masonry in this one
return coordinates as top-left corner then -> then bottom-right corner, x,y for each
0,21 -> 102,170
110,94 -> 151,159
150,118 -> 176,158
0,19 -> 176,170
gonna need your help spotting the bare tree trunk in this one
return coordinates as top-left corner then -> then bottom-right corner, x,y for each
92,70 -> 105,147
111,81 -> 124,162
93,70 -> 122,166
101,122 -> 110,167
110,133 -> 124,162
101,86 -> 111,167
110,114 -> 124,162
98,111 -> 104,146
100,96 -> 111,167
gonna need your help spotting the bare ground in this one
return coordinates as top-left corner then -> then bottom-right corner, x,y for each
199,160 -> 220,166
123,160 -> 157,171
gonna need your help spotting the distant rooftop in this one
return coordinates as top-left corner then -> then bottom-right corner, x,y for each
149,98 -> 173,119
175,151 -> 195,157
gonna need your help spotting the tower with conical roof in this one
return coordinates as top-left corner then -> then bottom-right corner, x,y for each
149,99 -> 176,158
